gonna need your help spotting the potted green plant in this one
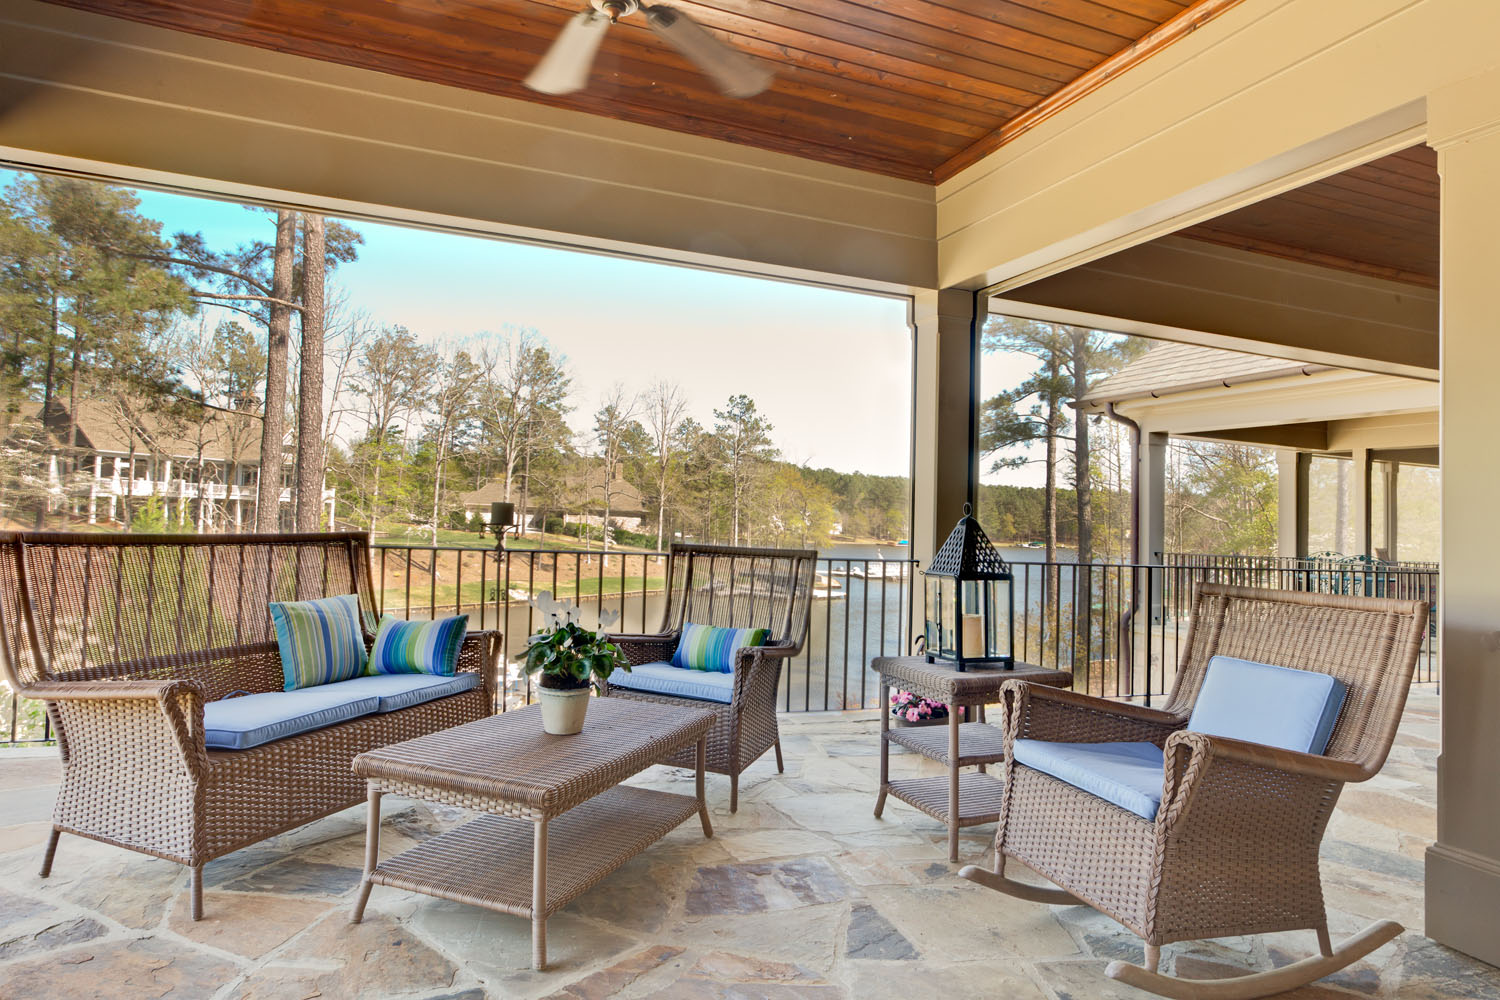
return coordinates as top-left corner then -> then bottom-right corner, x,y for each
525,618 -> 630,734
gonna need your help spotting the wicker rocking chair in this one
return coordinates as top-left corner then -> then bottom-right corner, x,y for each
960,583 -> 1429,1000
600,543 -> 816,812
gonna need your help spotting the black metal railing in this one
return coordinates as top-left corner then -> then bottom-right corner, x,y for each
987,560 -> 1440,707
0,545 -> 1440,744
366,546 -> 920,714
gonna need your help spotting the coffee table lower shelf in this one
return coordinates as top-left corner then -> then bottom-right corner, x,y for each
885,773 -> 1007,827
369,783 -> 698,921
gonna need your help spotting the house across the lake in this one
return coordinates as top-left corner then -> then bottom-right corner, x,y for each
459,461 -> 649,537
5,397 -> 333,530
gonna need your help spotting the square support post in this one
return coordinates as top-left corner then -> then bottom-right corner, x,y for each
1277,451 -> 1310,560
1427,67 -> 1500,968
911,289 -> 976,567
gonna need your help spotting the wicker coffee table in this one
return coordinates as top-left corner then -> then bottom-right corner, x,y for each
350,698 -> 715,970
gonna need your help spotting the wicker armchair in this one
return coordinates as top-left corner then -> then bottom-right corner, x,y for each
0,531 -> 499,920
961,583 -> 1429,1000
600,543 -> 816,811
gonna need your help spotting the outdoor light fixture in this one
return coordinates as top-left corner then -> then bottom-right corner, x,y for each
487,501 -> 516,552
921,504 -> 1015,672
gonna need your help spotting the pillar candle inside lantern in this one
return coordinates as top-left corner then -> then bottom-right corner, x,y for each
961,614 -> 983,658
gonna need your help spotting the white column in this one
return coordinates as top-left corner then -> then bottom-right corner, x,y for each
1426,66 -> 1500,967
910,289 -> 975,566
1138,430 -> 1167,565
1275,450 -> 1311,560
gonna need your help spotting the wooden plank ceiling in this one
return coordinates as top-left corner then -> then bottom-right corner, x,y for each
1178,146 -> 1439,289
41,0 -> 1245,183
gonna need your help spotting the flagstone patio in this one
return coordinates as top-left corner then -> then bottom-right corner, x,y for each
0,688 -> 1492,999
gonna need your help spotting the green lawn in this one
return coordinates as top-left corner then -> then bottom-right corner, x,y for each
371,524 -> 656,553
377,572 -> 668,615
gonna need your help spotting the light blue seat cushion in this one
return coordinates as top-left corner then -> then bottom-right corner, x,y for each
203,685 -> 380,750
1012,740 -> 1167,821
607,661 -> 735,704
1188,655 -> 1347,755
332,672 -> 480,712
204,673 -> 482,750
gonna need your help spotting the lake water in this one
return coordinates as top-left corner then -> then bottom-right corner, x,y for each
449,541 -> 1103,713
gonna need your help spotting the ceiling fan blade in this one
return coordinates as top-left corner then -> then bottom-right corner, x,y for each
644,5 -> 772,99
524,10 -> 612,95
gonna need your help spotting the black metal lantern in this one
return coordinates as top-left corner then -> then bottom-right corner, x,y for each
922,503 -> 1014,671
487,501 -> 516,551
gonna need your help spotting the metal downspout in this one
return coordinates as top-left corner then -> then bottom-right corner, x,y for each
1104,402 -> 1143,695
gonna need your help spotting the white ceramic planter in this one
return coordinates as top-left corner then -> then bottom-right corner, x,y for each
538,686 -> 591,735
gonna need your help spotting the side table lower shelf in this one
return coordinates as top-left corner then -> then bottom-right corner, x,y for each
885,773 -> 1006,827
885,722 -> 1007,767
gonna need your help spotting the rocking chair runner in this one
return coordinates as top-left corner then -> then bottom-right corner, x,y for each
961,583 -> 1430,1000
600,543 -> 817,811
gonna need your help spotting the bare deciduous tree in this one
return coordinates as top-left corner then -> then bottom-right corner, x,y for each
426,348 -> 484,545
593,384 -> 640,562
642,379 -> 689,551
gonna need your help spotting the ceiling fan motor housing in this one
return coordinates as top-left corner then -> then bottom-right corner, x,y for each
590,0 -> 640,21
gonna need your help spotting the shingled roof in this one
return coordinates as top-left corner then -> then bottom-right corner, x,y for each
13,397 -> 266,463
1082,343 -> 1326,407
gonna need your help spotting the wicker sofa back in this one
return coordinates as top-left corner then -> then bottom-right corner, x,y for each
0,530 -> 499,920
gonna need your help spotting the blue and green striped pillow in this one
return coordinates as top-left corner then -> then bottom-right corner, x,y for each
367,614 -> 468,676
671,622 -> 769,674
268,593 -> 369,691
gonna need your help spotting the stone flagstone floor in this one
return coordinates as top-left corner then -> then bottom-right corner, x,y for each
0,688 -> 1496,999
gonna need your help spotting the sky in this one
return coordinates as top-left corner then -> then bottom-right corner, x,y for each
106,182 -> 919,478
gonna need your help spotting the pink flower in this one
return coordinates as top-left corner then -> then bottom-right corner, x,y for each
905,708 -> 920,722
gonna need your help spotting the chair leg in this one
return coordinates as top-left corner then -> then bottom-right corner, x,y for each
190,865 -> 204,921
38,828 -> 60,878
1316,925 -> 1333,958
774,738 -> 785,773
730,773 -> 739,813
1145,945 -> 1161,974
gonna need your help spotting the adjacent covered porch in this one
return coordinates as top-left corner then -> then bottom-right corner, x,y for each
1080,341 -> 1440,567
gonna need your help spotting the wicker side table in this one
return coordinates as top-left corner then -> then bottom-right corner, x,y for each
872,656 -> 1071,862
351,698 -> 715,970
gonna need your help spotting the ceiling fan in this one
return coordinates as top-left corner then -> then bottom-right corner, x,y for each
524,0 -> 772,99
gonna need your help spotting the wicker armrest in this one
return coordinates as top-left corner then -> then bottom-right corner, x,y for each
1157,730 -> 1365,832
25,679 -> 207,773
1001,679 -> 1184,750
26,679 -> 205,703
455,629 -> 502,698
730,641 -> 795,706
1165,730 -> 1368,784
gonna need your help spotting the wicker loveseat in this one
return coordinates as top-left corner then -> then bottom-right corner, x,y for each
0,531 -> 498,920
